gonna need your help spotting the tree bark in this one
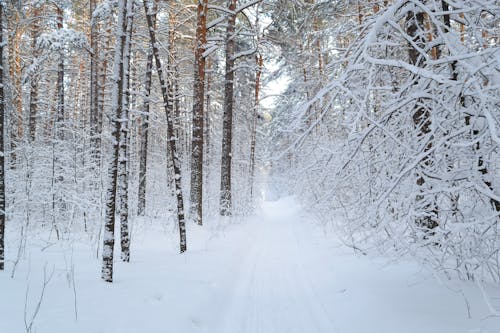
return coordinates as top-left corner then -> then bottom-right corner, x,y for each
102,0 -> 128,282
406,9 -> 439,232
220,0 -> 237,216
29,6 -> 41,143
55,6 -> 65,140
137,50 -> 153,216
137,1 -> 156,217
249,54 -> 263,202
190,0 -> 208,225
143,0 -> 187,253
89,0 -> 100,164
0,3 -> 6,271
119,0 -> 135,263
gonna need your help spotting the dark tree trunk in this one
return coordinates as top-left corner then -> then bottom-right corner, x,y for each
89,0 -> 100,164
137,49 -> 153,216
55,6 -> 65,139
220,0 -> 237,216
442,0 -> 500,214
143,0 -> 187,253
51,4 -> 65,239
249,54 -> 263,202
406,9 -> 439,232
29,6 -> 41,143
190,0 -> 208,225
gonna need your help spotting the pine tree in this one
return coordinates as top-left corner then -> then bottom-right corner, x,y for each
219,0 -> 237,216
190,0 -> 208,225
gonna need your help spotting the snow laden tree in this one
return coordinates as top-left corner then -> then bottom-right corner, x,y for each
289,0 -> 500,282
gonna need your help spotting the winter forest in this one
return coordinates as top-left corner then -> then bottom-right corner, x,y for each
0,0 -> 499,332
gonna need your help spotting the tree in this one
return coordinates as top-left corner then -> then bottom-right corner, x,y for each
219,0 -> 237,216
0,2 -> 5,271
102,0 -> 129,282
190,0 -> 208,225
28,5 -> 42,143
89,0 -> 100,164
118,0 -> 135,263
272,0 -> 500,282
143,0 -> 187,253
137,17 -> 155,216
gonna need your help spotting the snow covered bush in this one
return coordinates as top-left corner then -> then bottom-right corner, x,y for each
286,0 -> 500,282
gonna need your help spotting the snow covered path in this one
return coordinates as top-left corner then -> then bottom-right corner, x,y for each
1,197 -> 500,332
216,199 -> 336,333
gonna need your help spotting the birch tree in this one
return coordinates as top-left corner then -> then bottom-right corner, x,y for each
118,0 -> 135,263
102,0 -> 129,282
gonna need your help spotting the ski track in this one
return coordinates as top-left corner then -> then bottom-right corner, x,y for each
217,200 -> 337,333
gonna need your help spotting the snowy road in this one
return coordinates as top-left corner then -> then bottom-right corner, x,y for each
216,199 -> 337,333
2,197 -> 500,333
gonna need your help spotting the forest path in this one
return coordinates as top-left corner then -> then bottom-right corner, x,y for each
216,198 -> 337,333
2,197 -> 499,333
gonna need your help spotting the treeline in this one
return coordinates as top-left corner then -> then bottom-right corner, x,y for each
0,0 -> 270,282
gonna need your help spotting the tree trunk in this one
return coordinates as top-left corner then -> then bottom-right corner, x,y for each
249,54 -> 263,202
406,9 -> 439,232
143,0 -> 186,253
55,6 -> 65,140
119,0 -> 135,263
89,0 -> 100,164
29,6 -> 41,143
190,0 -> 208,225
137,1 -> 156,217
7,14 -> 22,165
51,4 -> 65,239
102,0 -> 128,282
97,24 -> 113,165
220,0 -> 237,216
137,50 -> 153,216
0,3 -> 6,271
167,4 -> 178,202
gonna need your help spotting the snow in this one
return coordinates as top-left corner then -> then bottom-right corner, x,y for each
1,197 -> 500,332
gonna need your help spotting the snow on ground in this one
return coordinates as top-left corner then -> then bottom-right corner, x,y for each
1,197 -> 500,332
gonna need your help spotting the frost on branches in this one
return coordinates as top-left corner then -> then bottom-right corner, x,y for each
288,0 -> 500,282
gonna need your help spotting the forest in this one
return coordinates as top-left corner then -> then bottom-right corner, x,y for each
0,0 -> 499,332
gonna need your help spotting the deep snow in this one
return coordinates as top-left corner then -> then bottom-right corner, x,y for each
1,197 -> 500,332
